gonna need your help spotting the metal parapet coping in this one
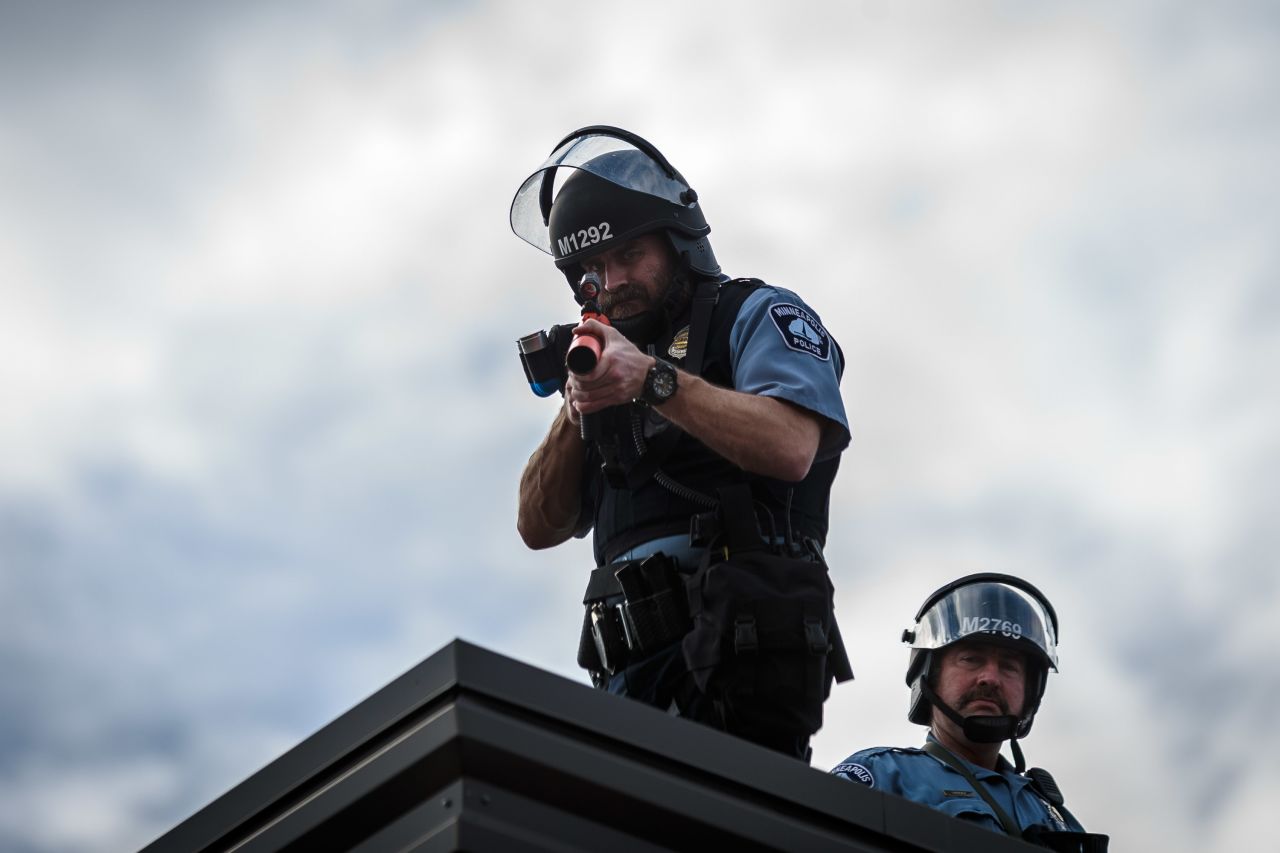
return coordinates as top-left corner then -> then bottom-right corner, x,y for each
143,639 -> 1041,852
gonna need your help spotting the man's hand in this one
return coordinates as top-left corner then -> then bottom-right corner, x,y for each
565,319 -> 653,417
563,318 -> 827,483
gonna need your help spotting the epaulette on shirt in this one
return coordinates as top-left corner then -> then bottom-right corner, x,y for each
842,745 -> 926,762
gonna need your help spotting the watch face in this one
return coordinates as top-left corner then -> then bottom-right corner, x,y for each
647,360 -> 677,404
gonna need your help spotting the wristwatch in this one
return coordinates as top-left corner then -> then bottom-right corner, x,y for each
641,357 -> 678,406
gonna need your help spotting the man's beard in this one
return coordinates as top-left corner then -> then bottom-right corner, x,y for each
604,269 -> 690,345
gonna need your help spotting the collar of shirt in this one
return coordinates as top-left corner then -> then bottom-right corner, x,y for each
923,732 -> 1027,788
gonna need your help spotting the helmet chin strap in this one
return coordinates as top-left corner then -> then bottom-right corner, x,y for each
921,681 -> 1028,772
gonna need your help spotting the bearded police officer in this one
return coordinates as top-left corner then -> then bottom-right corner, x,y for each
511,126 -> 853,760
831,574 -> 1108,851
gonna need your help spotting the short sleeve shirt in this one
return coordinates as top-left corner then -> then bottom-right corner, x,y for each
728,286 -> 850,460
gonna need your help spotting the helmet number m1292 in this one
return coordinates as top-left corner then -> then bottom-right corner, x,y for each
557,222 -> 612,257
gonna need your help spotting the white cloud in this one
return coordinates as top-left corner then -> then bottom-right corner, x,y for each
1,2 -> 1276,851
0,757 -> 180,852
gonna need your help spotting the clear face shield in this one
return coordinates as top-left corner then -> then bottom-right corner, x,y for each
908,581 -> 1059,671
509,132 -> 692,256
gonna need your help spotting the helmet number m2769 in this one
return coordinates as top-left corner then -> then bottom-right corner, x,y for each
961,616 -> 1023,639
558,222 -> 612,257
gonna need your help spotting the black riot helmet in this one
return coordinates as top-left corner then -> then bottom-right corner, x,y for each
509,125 -> 720,291
903,574 -> 1060,753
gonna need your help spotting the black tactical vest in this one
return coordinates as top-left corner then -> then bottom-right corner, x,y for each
582,279 -> 842,566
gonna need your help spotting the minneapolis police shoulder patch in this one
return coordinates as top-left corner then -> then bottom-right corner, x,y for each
768,303 -> 831,360
832,763 -> 874,787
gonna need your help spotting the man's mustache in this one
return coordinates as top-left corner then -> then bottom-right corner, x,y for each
601,285 -> 649,312
959,685 -> 1009,715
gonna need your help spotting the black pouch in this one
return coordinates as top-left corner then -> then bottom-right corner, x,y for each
680,486 -> 853,738
615,554 -> 691,656
577,554 -> 691,677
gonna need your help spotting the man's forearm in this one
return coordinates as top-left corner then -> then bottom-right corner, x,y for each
517,407 -> 587,549
658,370 -> 822,482
563,320 -> 824,483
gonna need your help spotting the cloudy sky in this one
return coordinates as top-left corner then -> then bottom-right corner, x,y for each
1,1 -> 1276,850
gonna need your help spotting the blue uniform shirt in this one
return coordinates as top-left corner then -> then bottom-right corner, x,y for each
831,735 -> 1088,837
728,285 -> 850,459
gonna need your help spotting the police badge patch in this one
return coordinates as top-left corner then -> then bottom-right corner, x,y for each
833,763 -> 874,787
768,304 -> 831,360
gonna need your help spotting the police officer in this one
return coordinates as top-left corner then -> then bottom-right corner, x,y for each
831,574 -> 1107,851
511,126 -> 852,760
